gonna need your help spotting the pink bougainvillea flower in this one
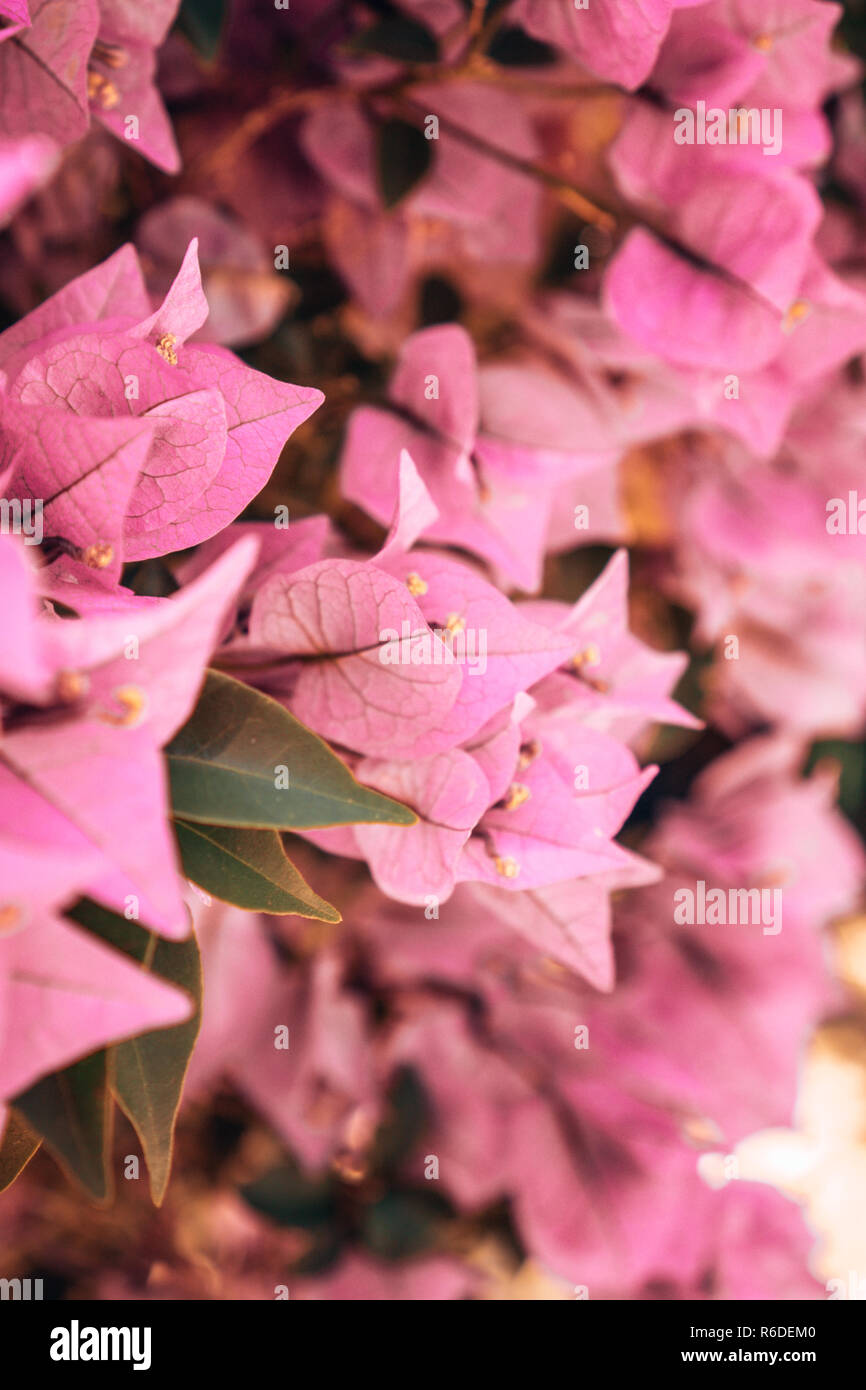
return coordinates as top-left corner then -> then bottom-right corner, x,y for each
663,434 -> 866,735
0,828 -> 192,1102
0,0 -> 98,145
137,196 -> 294,347
373,548 -> 578,754
247,556 -> 464,759
301,84 -> 542,317
462,849 -> 661,992
351,858 -> 656,996
522,548 -> 701,743
651,735 -> 866,935
513,0 -> 681,91
87,1 -> 181,173
0,240 -> 323,574
330,829 -> 829,1296
341,324 -> 612,590
503,1081 -> 709,1291
247,446 -> 570,761
604,204 -> 866,394
0,136 -> 58,226
651,0 -> 856,131
374,988 -> 707,1294
605,736 -> 865,1145
0,908 -> 192,1103
0,536 -> 53,702
605,105 -> 827,373
0,0 -> 31,33
288,466 -> 667,918
302,689 -> 657,917
188,903 -> 376,1169
176,514 -> 337,607
512,286 -> 806,466
0,2 -> 182,169
0,535 -> 258,937
340,749 -> 492,904
458,713 -> 656,892
690,1182 -> 822,1301
607,868 -> 836,1149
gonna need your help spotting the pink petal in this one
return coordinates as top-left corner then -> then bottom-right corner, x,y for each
352,750 -> 491,902
1,914 -> 192,1100
249,558 -> 463,758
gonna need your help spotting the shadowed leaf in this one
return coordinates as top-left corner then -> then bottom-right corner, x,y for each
175,820 -> 342,920
179,0 -> 228,61
14,1053 -> 112,1201
351,15 -> 439,63
0,1108 -> 41,1193
166,670 -> 417,829
375,118 -> 433,209
68,898 -> 202,1206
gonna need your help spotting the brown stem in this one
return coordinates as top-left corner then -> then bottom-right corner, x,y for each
466,0 -> 488,49
190,86 -> 329,182
390,92 -> 617,233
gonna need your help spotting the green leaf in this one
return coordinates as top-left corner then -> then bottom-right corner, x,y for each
371,1065 -> 431,1172
165,670 -> 416,830
0,1108 -> 41,1193
350,15 -> 439,63
178,0 -> 228,61
486,26 -> 557,67
67,899 -> 203,1206
806,738 -> 866,828
361,1192 -> 445,1260
175,820 -> 342,920
375,118 -> 433,209
14,1053 -> 112,1201
241,1161 -> 335,1230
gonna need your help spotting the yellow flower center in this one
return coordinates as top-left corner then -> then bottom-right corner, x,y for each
87,70 -> 120,109
156,333 -> 179,365
502,782 -> 531,812
405,571 -> 428,597
495,855 -> 520,879
82,541 -> 114,570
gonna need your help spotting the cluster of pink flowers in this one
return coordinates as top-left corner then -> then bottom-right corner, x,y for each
1,0 -> 865,1300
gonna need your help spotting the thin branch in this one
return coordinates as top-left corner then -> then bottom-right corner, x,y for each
391,92 -> 617,233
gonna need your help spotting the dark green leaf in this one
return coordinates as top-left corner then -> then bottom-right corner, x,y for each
67,899 -> 202,1203
371,1065 -> 431,1172
375,118 -> 433,209
165,670 -> 416,829
292,1223 -> 344,1276
361,1192 -> 443,1260
241,1161 -> 335,1229
0,1108 -> 41,1192
807,738 -> 866,829
350,15 -> 439,63
14,1053 -> 112,1201
175,820 -> 342,920
178,0 -> 228,61
487,25 -> 558,67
